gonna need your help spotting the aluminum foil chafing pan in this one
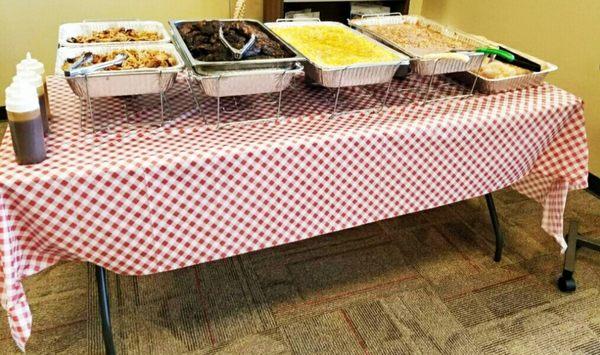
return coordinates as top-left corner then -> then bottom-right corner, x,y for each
169,19 -> 305,74
349,13 -> 488,75
448,45 -> 558,94
192,63 -> 304,97
55,43 -> 185,98
58,20 -> 171,47
265,20 -> 409,88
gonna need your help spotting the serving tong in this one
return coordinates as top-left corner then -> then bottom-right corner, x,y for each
218,26 -> 256,60
495,46 -> 541,72
420,48 -> 514,64
448,47 -> 545,72
449,47 -> 514,61
450,47 -> 542,72
65,52 -> 129,77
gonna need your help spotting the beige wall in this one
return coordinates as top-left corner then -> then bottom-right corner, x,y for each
409,0 -> 423,14
420,0 -> 600,175
0,0 -> 263,106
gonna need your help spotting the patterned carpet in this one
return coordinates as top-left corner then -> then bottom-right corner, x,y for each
1,122 -> 600,354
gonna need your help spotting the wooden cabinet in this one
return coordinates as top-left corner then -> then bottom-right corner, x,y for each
263,0 -> 411,23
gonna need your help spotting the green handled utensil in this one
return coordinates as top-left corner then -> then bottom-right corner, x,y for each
465,47 -> 542,72
474,48 -> 515,62
452,47 -> 515,62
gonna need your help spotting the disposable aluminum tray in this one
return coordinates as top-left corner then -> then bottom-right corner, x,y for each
55,43 -> 185,98
349,14 -> 488,75
170,19 -> 305,74
449,47 -> 558,94
58,21 -> 171,47
265,21 -> 409,88
192,63 -> 304,97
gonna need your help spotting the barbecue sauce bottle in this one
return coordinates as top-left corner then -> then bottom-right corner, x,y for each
5,82 -> 47,165
16,53 -> 51,122
13,70 -> 49,136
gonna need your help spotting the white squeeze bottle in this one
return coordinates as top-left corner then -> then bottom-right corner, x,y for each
16,53 -> 51,121
5,81 -> 47,165
13,70 -> 49,136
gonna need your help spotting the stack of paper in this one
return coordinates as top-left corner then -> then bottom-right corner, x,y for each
350,2 -> 391,18
285,8 -> 321,20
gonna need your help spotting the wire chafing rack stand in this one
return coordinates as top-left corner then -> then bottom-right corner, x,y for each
320,56 -> 483,116
421,56 -> 483,103
392,55 -> 486,105
184,67 -> 300,129
75,70 -> 174,133
318,64 -> 401,118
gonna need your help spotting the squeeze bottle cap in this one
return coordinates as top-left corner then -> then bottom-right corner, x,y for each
5,82 -> 40,114
12,70 -> 43,89
16,52 -> 45,76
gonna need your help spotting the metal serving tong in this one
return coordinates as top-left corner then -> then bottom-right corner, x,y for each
218,26 -> 256,60
65,52 -> 129,77
69,51 -> 93,70
450,47 -> 545,72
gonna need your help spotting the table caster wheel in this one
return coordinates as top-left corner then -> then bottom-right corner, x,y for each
557,274 -> 576,292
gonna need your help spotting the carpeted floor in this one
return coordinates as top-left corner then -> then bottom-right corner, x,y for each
1,122 -> 600,354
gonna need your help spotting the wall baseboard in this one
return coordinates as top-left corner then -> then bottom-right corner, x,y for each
589,173 -> 600,197
0,106 -> 6,121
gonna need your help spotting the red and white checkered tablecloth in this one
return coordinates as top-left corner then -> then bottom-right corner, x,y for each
0,74 -> 588,350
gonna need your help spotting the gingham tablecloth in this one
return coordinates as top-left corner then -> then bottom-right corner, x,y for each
0,74 -> 588,350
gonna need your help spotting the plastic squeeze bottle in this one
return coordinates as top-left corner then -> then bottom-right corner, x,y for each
5,81 -> 47,165
13,70 -> 49,136
16,53 -> 51,121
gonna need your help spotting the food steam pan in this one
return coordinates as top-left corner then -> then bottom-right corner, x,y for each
170,19 -> 305,74
265,21 -> 409,88
349,14 -> 488,75
192,63 -> 304,97
58,20 -> 171,47
450,46 -> 558,94
55,43 -> 185,98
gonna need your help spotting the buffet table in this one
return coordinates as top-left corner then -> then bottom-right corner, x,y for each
0,73 -> 588,351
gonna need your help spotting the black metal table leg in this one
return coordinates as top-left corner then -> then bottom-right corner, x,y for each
558,221 -> 579,292
95,265 -> 116,355
485,193 -> 504,262
557,221 -> 600,292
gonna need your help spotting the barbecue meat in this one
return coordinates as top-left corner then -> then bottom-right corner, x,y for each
177,21 -> 292,61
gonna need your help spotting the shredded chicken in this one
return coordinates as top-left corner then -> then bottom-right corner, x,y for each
62,49 -> 177,71
67,27 -> 162,43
